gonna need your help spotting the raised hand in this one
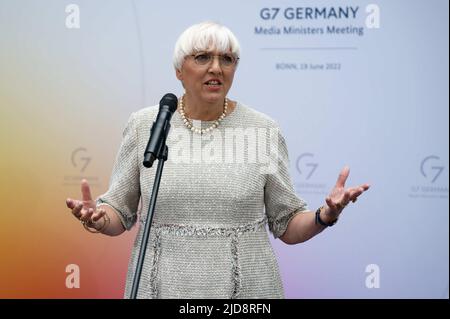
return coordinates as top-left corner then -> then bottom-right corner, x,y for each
66,179 -> 108,231
323,166 -> 370,221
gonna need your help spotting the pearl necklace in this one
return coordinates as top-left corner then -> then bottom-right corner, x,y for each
179,95 -> 228,135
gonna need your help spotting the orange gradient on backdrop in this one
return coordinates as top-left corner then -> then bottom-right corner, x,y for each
0,116 -> 139,298
0,18 -> 142,298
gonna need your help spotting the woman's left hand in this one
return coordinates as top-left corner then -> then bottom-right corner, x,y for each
322,166 -> 370,221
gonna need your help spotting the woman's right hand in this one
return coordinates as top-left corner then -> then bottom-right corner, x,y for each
66,179 -> 107,230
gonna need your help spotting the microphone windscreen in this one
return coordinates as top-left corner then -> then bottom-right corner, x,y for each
160,93 -> 178,112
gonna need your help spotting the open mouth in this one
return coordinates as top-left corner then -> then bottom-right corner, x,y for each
204,79 -> 222,86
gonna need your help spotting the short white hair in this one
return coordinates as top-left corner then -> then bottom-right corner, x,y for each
173,21 -> 241,70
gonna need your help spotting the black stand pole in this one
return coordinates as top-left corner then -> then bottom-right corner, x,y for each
130,144 -> 169,299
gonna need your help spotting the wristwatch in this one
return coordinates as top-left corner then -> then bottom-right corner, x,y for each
315,206 -> 338,227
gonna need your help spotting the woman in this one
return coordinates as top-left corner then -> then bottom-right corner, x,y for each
66,22 -> 369,298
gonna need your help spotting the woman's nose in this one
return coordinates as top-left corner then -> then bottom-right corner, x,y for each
208,56 -> 222,73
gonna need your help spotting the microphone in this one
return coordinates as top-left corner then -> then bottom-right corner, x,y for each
143,93 -> 178,168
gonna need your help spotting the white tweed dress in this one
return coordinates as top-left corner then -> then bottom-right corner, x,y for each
98,102 -> 308,299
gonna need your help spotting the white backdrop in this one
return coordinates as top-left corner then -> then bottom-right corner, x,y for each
0,0 -> 447,298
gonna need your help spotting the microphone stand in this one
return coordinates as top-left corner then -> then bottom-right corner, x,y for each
130,125 -> 169,299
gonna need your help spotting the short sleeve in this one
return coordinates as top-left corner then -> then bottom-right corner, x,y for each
264,126 -> 308,238
97,112 -> 141,230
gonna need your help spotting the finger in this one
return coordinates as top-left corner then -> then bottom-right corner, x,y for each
71,202 -> 83,219
348,188 -> 364,201
66,198 -> 75,209
81,179 -> 93,202
80,207 -> 94,222
350,184 -> 370,201
345,186 -> 360,193
345,183 -> 369,195
92,209 -> 105,222
67,198 -> 83,209
335,166 -> 350,188
342,190 -> 351,205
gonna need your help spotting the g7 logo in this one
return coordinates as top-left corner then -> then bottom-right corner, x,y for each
260,8 -> 280,20
421,155 -> 444,183
296,153 -> 318,180
71,147 -> 91,173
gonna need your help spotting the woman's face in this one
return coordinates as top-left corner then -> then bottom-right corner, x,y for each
176,48 -> 237,105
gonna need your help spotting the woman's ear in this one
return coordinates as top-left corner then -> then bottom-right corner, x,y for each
176,68 -> 183,81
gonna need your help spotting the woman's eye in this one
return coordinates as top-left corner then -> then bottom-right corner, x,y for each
195,54 -> 210,63
222,55 -> 234,64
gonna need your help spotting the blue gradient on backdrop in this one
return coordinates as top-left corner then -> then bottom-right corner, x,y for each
0,0 -> 447,298
133,0 -> 450,298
